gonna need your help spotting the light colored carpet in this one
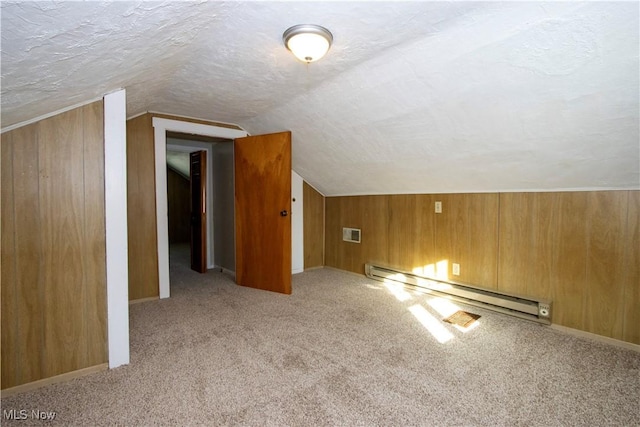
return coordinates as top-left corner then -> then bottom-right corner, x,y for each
2,246 -> 639,426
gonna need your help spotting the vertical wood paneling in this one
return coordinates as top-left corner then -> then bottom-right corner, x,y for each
584,191 -> 628,340
543,193 -> 588,329
303,182 -> 324,269
39,109 -> 87,377
1,101 -> 107,390
126,113 -> 159,300
81,102 -> 107,367
12,124 -> 44,385
387,194 -> 418,270
324,190 -> 639,344
531,194 -> 555,299
434,194 -> 467,280
414,195 -> 438,276
1,132 -> 19,388
331,196 -> 366,273
388,194 -> 436,274
324,196 -> 388,274
622,191 -> 639,343
335,196 -> 361,272
467,193 -> 499,289
324,197 -> 341,269
497,193 -> 536,295
339,197 -> 363,273
357,196 -> 389,274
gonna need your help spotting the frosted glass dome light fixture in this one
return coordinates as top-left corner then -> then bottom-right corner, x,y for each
283,24 -> 333,63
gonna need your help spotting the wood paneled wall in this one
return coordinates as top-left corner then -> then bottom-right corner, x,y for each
325,191 -> 640,344
126,113 -> 159,300
325,194 -> 498,287
303,182 -> 324,269
167,167 -> 190,244
1,102 -> 108,390
498,191 -> 639,343
126,113 -> 244,300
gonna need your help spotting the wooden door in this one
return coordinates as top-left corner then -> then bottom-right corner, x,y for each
234,131 -> 292,294
190,150 -> 207,273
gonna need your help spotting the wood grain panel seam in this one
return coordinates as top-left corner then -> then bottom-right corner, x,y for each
323,195 -> 326,266
583,194 -> 593,330
495,194 -> 502,288
81,112 -> 89,367
496,193 -> 504,292
8,140 -> 21,387
35,125 -> 46,384
621,191 -> 632,339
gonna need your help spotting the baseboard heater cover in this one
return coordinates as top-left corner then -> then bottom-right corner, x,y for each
365,263 -> 552,324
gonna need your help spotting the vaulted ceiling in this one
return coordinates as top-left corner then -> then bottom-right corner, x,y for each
2,1 -> 638,195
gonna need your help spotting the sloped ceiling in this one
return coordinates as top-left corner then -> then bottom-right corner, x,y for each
2,1 -> 638,195
166,151 -> 190,179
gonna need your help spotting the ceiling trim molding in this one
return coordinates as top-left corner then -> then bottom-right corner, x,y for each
1,95 -> 104,134
325,186 -> 640,198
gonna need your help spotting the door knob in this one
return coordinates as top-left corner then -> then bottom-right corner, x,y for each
280,210 -> 288,217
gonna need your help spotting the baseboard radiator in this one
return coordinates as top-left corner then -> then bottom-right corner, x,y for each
365,263 -> 552,324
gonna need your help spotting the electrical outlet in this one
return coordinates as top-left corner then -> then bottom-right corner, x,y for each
452,263 -> 460,276
435,201 -> 442,213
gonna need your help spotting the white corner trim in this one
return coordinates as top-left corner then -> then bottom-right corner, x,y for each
152,117 -> 248,300
292,171 -> 304,274
104,89 -> 130,368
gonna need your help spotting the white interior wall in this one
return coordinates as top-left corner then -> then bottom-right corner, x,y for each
292,171 -> 304,274
212,143 -> 236,273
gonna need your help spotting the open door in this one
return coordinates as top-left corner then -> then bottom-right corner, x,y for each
190,150 -> 207,273
234,131 -> 292,294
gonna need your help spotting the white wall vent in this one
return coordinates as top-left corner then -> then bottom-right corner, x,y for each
342,227 -> 361,243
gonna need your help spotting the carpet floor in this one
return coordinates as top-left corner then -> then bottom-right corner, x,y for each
2,246 -> 639,426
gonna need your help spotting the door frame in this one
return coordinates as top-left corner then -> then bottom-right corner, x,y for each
166,142 -> 213,270
152,118 -> 247,299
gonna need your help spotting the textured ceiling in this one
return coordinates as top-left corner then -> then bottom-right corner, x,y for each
2,1 -> 638,195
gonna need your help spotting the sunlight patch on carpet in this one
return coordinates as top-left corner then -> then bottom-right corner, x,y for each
408,304 -> 454,343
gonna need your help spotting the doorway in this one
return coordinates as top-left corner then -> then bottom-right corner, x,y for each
165,133 -> 235,275
152,118 -> 248,298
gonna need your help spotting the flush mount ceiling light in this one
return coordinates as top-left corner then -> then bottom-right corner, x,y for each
283,24 -> 333,63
